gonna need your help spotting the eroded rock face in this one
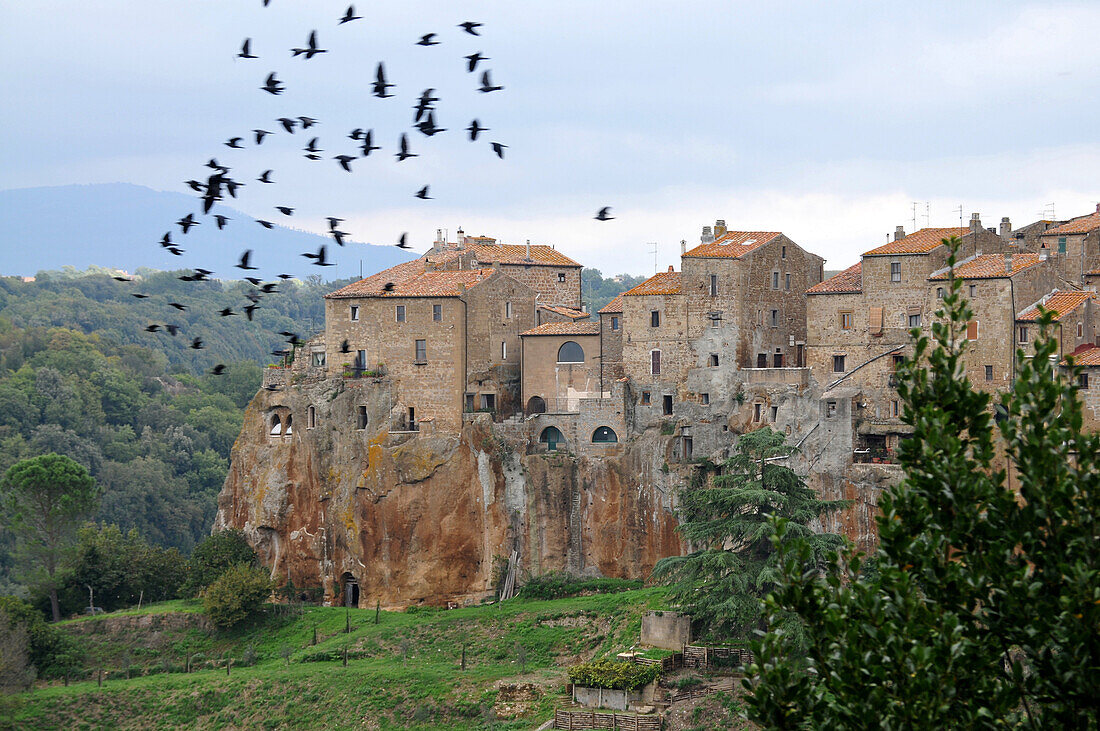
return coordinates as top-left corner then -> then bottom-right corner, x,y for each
215,378 -> 684,607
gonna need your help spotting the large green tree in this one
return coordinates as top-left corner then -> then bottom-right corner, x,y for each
745,243 -> 1100,728
652,427 -> 847,641
2,454 -> 98,621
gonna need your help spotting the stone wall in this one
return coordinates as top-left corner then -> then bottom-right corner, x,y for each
521,333 -> 603,411
599,313 -> 624,380
499,263 -> 581,308
641,611 -> 692,651
463,273 -> 537,417
621,291 -> 692,388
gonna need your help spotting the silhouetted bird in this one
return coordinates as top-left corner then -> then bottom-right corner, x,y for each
360,129 -> 380,156
292,31 -> 327,59
416,111 -> 446,137
396,232 -> 410,249
467,119 -> 487,141
210,364 -> 226,376
263,383 -> 280,391
226,179 -> 245,198
244,304 -> 259,321
465,52 -> 488,72
305,138 -> 321,153
299,116 -> 317,129
169,302 -> 187,311
132,293 -> 150,299
304,153 -> 321,161
185,180 -> 204,192
349,128 -> 363,140
413,88 -> 438,122
177,214 -> 198,233
258,170 -> 274,183
595,207 -> 614,221
478,70 -> 503,92
372,63 -> 394,98
113,276 -> 132,282
225,137 -> 243,148
190,337 -> 204,349
254,129 -> 271,144
144,324 -> 160,332
215,214 -> 230,229
415,185 -> 432,200
416,33 -> 440,46
237,250 -> 257,270
206,158 -> 227,171
491,142 -> 507,159
302,245 -> 332,266
238,38 -> 257,59
257,219 -> 274,229
339,5 -> 361,24
381,282 -> 396,292
337,340 -> 350,354
332,230 -> 348,246
244,276 -> 263,285
335,155 -> 355,172
277,117 -> 297,133
160,232 -> 173,247
277,273 -> 294,280
166,324 -> 180,336
395,133 -> 417,161
260,282 -> 279,293
327,217 -> 343,231
166,246 -> 184,256
218,308 -> 237,317
458,21 -> 482,35
276,206 -> 294,216
262,72 -> 285,94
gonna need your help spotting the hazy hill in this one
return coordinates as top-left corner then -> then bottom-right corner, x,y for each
0,183 -> 412,279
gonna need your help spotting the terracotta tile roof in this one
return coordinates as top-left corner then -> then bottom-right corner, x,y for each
622,269 -> 681,296
1064,344 -> 1100,367
428,242 -> 581,267
929,253 -> 1043,281
539,304 -> 590,320
863,227 -> 969,256
807,262 -> 862,294
326,266 -> 495,299
1043,210 -> 1100,236
1017,290 -> 1094,322
325,258 -> 427,298
520,322 -> 601,337
683,231 -> 780,259
1085,268 -> 1100,277
598,293 -> 625,314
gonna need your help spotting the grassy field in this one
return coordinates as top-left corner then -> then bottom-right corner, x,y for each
3,588 -> 672,730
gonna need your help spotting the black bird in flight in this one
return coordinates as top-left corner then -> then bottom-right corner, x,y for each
339,339 -> 351,354
277,273 -> 294,280
218,307 -> 237,317
112,276 -> 132,282
210,364 -> 227,376
202,173 -> 226,213
225,137 -> 243,149
257,219 -> 275,229
381,282 -> 396,292
244,276 -> 263,286
166,324 -> 180,337
360,129 -> 380,156
339,5 -> 360,24
185,179 -> 204,192
415,185 -> 432,200
335,155 -> 356,172
305,138 -> 322,153
132,293 -> 150,299
304,153 -> 321,161
160,232 -> 173,247
478,70 -> 503,92
177,214 -> 198,233
416,112 -> 446,137
416,33 -> 440,46
205,158 -> 228,171
144,324 -> 160,332
236,250 -> 257,270
166,246 -> 184,256
260,282 -> 279,293
190,337 -> 204,349
327,217 -> 343,231
595,207 -> 615,221
303,245 -> 332,266
169,302 -> 187,311
465,52 -> 488,72
349,128 -> 364,140
395,133 -> 417,161
226,179 -> 245,198
258,170 -> 274,184
467,119 -> 487,141
276,206 -> 294,216
254,129 -> 271,144
292,31 -> 327,59
396,232 -> 411,249
413,88 -> 439,122
458,21 -> 482,35
238,38 -> 257,59
277,117 -> 297,133
491,142 -> 507,159
261,72 -> 285,95
372,63 -> 394,98
244,304 -> 259,321
299,116 -> 318,129
215,214 -> 230,229
332,230 -> 348,246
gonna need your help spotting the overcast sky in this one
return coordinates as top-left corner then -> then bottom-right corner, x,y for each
2,0 -> 1098,275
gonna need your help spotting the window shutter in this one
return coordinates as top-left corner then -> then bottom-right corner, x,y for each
869,307 -> 883,335
966,320 -> 978,340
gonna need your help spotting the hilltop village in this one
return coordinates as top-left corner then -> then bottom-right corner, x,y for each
215,208 -> 1100,608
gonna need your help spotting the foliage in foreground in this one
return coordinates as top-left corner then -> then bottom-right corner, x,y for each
746,242 -> 1100,729
651,427 -> 846,641
520,571 -> 643,600
201,564 -> 273,629
568,659 -> 660,691
183,528 -> 257,597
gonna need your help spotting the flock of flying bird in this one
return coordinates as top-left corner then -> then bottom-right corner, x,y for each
124,2 -> 613,376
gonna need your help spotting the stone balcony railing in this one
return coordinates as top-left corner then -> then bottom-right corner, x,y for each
743,367 -> 810,387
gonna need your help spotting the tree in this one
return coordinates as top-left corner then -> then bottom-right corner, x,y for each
651,427 -> 846,641
745,242 -> 1100,728
184,529 -> 256,597
2,454 -> 98,621
70,524 -> 186,613
201,564 -> 273,629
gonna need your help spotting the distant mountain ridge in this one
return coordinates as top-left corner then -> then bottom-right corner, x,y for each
0,183 -> 412,278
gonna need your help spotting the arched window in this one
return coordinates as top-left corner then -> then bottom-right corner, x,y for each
557,341 -> 585,363
307,405 -> 317,429
539,426 -> 565,450
269,414 -> 282,436
283,414 -> 293,435
526,396 -> 546,415
592,426 -> 618,443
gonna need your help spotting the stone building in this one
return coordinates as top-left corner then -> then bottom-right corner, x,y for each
1064,345 -> 1100,431
597,294 -> 625,381
1037,205 -> 1100,285
519,321 -> 604,416
1016,290 -> 1096,364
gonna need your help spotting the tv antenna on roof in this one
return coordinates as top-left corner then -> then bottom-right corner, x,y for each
912,201 -> 929,231
956,205 -> 964,226
1040,202 -> 1055,221
648,242 -> 657,274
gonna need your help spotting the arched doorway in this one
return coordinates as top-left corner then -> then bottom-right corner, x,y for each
592,426 -> 618,443
341,573 -> 359,608
539,426 -> 565,451
526,396 -> 547,415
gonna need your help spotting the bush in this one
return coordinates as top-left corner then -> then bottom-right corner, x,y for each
201,564 -> 272,629
184,529 -> 256,597
520,571 -> 642,600
0,596 -> 81,679
568,659 -> 660,691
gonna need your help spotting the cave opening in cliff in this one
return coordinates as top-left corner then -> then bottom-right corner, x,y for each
342,573 -> 359,608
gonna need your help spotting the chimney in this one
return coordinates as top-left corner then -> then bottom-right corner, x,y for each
680,239 -> 686,255
525,238 -> 531,260
894,225 -> 905,241
1039,242 -> 1049,261
999,217 -> 1012,238
701,226 -> 714,244
668,265 -> 674,273
714,219 -> 727,238
1004,252 -> 1013,275
969,212 -> 982,233
433,228 -> 444,253
456,227 -> 465,247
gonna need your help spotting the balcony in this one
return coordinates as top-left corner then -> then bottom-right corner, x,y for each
743,367 -> 809,387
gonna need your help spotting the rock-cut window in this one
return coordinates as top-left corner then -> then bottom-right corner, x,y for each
557,341 -> 584,363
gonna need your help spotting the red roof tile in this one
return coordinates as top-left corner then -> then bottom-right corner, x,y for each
807,262 -> 862,294
683,231 -> 780,259
428,242 -> 581,267
598,293 -> 625,314
539,304 -> 589,320
622,269 -> 681,296
520,322 -> 601,337
325,258 -> 427,298
929,253 -> 1043,281
1017,290 -> 1094,322
1064,344 -> 1100,367
863,227 -> 969,256
1043,210 -> 1100,236
326,266 -> 496,299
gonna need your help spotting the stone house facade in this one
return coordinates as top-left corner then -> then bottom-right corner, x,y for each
597,294 -> 625,381
1016,290 -> 1096,364
519,322 -> 603,415
1037,206 -> 1100,285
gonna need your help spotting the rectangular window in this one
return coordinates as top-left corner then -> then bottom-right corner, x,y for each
772,271 -> 780,289
826,401 -> 837,418
781,245 -> 787,259
480,393 -> 496,411
1058,237 -> 1067,254
708,353 -> 719,367
414,339 -> 426,363
558,272 -> 566,282
701,393 -> 710,405
1079,373 -> 1090,389
754,403 -> 763,422
641,391 -> 651,406
1018,326 -> 1029,343
891,262 -> 901,282
310,351 -> 326,367
355,350 -> 367,370
433,304 -> 442,322
908,313 -> 922,328
785,273 -> 791,290
357,406 -> 368,429
833,354 -> 846,372
710,274 -> 718,296
663,394 -> 673,415
650,310 -> 660,327
840,312 -> 852,330
396,305 -> 406,322
771,309 -> 779,327
1078,322 -> 1084,338
709,313 -> 721,329
611,316 -> 619,331
936,287 -> 944,299
465,393 -> 475,411
969,284 -> 976,298
308,405 -> 317,429
966,321 -> 979,340
985,365 -> 994,382
651,349 -> 661,375
505,301 -> 512,318
892,355 -> 905,371
350,305 -> 359,321
891,400 -> 899,417
770,405 -> 778,422
501,341 -> 507,360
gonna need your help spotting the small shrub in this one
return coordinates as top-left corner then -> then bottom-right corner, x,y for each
184,530 -> 257,597
568,659 -> 660,691
521,572 -> 642,600
201,564 -> 273,629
